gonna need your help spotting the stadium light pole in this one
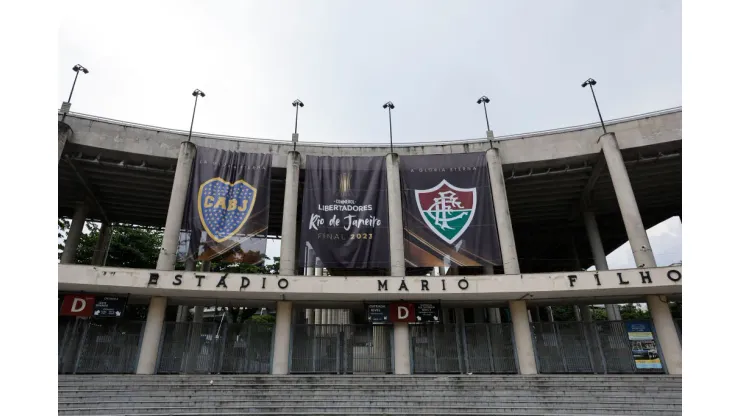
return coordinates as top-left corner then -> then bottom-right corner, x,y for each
62,64 -> 89,122
188,89 -> 206,142
476,95 -> 491,132
292,99 -> 304,151
581,78 -> 607,134
383,101 -> 395,152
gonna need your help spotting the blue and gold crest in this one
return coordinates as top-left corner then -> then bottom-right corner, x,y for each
197,178 -> 257,243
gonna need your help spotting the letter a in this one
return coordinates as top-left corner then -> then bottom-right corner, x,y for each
215,197 -> 227,209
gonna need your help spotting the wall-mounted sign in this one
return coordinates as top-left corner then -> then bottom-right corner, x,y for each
366,303 -> 390,323
390,302 -> 416,322
60,295 -> 95,317
414,303 -> 440,323
93,296 -> 128,318
626,321 -> 663,370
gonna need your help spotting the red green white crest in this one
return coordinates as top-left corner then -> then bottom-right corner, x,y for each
414,180 -> 477,245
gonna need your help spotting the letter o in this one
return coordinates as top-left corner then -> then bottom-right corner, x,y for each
278,278 -> 289,289
458,279 -> 469,290
667,270 -> 682,282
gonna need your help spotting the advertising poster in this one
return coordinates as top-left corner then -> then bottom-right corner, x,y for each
298,156 -> 390,270
626,321 -> 663,370
180,147 -> 272,264
399,153 -> 502,268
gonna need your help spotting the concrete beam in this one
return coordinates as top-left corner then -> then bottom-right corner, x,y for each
63,156 -> 110,224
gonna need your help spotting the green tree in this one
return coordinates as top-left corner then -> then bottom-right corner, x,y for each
58,221 -> 163,268
619,303 -> 651,320
250,313 -> 276,325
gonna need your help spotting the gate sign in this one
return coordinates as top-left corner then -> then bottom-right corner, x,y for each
60,295 -> 95,317
93,296 -> 128,318
414,303 -> 440,323
366,303 -> 390,323
390,302 -> 415,322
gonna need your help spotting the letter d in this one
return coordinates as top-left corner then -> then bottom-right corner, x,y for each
398,306 -> 409,320
71,298 -> 87,313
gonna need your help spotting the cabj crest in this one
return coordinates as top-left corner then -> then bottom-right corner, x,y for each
197,178 -> 257,243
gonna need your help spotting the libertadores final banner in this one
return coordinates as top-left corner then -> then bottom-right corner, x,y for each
179,147 -> 272,264
298,155 -> 390,270
399,152 -> 502,268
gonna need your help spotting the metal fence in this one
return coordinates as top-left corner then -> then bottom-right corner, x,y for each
531,320 -> 664,374
291,324 -> 393,374
410,323 -> 517,374
58,318 -> 145,374
157,321 -> 273,374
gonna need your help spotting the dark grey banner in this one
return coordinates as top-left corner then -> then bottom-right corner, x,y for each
400,153 -> 502,268
180,147 -> 272,264
298,156 -> 389,270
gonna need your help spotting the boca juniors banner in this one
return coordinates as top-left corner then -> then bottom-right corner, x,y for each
399,153 -> 501,268
180,147 -> 271,264
298,156 -> 390,270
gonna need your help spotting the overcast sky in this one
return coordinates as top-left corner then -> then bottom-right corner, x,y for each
58,0 -> 681,268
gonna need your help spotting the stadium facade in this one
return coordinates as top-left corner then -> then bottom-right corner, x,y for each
58,107 -> 682,378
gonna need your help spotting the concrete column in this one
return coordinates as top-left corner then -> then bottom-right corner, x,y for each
175,305 -> 188,322
600,133 -> 655,268
321,309 -> 328,325
574,305 -> 582,321
91,222 -> 113,266
600,132 -> 681,372
60,201 -> 89,264
314,309 -> 322,325
279,151 -> 301,276
135,296 -> 167,374
584,210 -> 622,320
647,295 -> 682,374
393,322 -> 411,374
546,306 -> 555,322
271,301 -> 293,374
385,153 -> 405,277
510,300 -> 537,374
156,141 -> 197,271
485,148 -> 518,274
486,148 -> 537,373
437,266 -> 445,276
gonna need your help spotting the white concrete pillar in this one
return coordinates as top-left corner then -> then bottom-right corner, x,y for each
546,306 -> 555,322
485,148 -> 518,273
60,201 -> 89,264
437,266 -> 445,276
393,322 -> 411,374
486,146 -> 537,374
279,151 -> 301,276
136,142 -> 196,374
135,296 -> 167,374
510,300 -> 537,374
385,153 -> 405,277
584,210 -> 622,320
574,305 -> 582,321
271,301 -> 293,374
600,132 -> 681,372
320,309 -> 328,325
646,295 -> 682,374
156,141 -> 197,271
91,222 -> 113,266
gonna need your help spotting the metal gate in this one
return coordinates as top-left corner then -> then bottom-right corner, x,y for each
532,320 -> 663,374
410,323 -> 517,374
157,321 -> 273,374
290,324 -> 392,374
58,318 -> 145,374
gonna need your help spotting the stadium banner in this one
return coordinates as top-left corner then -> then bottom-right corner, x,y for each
626,321 -> 663,370
298,155 -> 390,270
399,153 -> 501,268
179,147 -> 272,264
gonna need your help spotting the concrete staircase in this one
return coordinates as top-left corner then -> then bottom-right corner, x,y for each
58,374 -> 682,415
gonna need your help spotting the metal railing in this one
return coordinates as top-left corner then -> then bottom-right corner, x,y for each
291,324 -> 393,374
156,321 -> 273,374
58,318 -> 145,374
531,320 -> 664,374
409,323 -> 517,374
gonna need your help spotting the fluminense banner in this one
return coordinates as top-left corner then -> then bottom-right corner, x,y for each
180,147 -> 272,264
399,153 -> 501,268
298,156 -> 390,270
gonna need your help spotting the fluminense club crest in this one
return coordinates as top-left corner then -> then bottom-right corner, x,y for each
414,180 -> 477,245
198,178 -> 257,243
